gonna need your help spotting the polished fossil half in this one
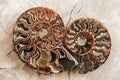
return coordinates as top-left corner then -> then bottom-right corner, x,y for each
64,18 -> 111,74
13,7 -> 67,74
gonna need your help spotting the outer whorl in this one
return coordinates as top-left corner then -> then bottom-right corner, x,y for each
64,18 -> 111,74
13,7 -> 65,74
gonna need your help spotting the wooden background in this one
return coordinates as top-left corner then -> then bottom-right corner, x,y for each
0,0 -> 120,80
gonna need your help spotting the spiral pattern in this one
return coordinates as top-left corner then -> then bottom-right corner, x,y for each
13,7 -> 111,74
13,7 -> 65,73
64,18 -> 111,73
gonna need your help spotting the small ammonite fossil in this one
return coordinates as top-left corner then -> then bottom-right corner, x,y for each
63,18 -> 111,74
13,7 -> 66,74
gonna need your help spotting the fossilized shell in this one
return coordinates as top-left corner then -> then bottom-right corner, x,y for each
64,18 -> 111,74
13,7 -> 66,74
36,48 -> 67,74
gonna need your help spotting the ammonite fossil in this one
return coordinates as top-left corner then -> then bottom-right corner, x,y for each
64,18 -> 111,74
13,7 -> 66,74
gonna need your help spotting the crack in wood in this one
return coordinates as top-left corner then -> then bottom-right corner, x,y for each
66,1 -> 80,26
0,68 -> 16,70
70,2 -> 78,15
67,16 -> 71,26
77,6 -> 83,14
7,49 -> 15,56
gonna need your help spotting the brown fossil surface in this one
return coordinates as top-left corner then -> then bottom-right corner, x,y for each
13,7 -> 66,74
63,18 -> 111,74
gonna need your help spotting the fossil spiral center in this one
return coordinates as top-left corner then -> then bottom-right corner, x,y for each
39,29 -> 48,39
76,31 -> 94,55
32,22 -> 52,40
76,37 -> 87,46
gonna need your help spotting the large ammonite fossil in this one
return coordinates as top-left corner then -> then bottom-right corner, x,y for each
13,7 -> 67,74
64,18 -> 111,74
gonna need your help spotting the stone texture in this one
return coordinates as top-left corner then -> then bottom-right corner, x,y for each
0,0 -> 120,80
